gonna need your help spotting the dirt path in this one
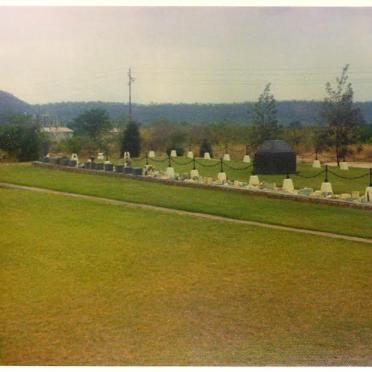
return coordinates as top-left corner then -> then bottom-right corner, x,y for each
1,181 -> 371,245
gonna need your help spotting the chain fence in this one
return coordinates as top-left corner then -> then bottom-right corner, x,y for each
124,153 -> 372,187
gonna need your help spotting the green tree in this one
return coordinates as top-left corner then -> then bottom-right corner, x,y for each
0,119 -> 45,161
147,119 -> 174,151
320,65 -> 364,165
120,121 -> 141,157
61,136 -> 85,154
70,109 -> 111,151
250,83 -> 280,148
360,123 -> 372,144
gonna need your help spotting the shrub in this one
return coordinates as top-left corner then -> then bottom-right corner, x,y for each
199,138 -> 213,157
120,121 -> 141,157
0,123 -> 45,161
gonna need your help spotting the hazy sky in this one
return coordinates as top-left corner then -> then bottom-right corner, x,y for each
1,6 -> 372,104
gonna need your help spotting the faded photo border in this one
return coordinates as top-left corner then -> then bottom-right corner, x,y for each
0,1 -> 370,372
1,0 -> 372,6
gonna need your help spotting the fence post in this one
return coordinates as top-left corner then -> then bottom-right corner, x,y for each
168,154 -> 171,167
193,157 -> 196,170
324,165 -> 328,182
220,157 -> 224,172
145,153 -> 149,166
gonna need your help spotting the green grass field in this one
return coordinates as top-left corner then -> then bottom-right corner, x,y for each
1,163 -> 372,238
1,188 -> 371,365
122,157 -> 371,195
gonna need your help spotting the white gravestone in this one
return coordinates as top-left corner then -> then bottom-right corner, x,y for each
243,155 -> 251,163
223,154 -> 231,161
166,167 -> 175,178
97,152 -> 105,161
282,178 -> 295,193
249,175 -> 260,187
190,169 -> 199,178
217,172 -> 227,183
339,162 -> 349,170
170,150 -> 177,157
148,150 -> 155,158
187,151 -> 194,159
70,153 -> 79,164
365,186 -> 372,202
312,160 -> 321,168
320,182 -> 333,194
203,152 -> 211,160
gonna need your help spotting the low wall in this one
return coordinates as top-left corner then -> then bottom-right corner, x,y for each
32,161 -> 372,211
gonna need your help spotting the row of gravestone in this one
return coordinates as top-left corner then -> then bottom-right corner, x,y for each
43,156 -> 78,167
84,162 -> 142,175
41,156 -> 143,176
156,150 -> 251,163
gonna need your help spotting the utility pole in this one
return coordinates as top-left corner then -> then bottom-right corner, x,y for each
128,67 -> 135,122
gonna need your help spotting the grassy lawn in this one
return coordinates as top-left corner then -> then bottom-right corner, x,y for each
0,163 -> 372,238
122,157 -> 371,195
0,188 -> 371,365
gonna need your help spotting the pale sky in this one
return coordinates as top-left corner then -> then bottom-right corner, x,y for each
1,6 -> 372,104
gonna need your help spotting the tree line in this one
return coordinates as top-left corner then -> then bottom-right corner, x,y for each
30,99 -> 372,126
1,65 -> 371,163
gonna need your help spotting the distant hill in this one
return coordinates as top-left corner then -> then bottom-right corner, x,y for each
31,100 -> 326,125
2,90 -> 372,125
0,91 -> 32,123
33,100 -> 372,125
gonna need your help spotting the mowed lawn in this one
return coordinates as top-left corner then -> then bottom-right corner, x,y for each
0,163 -> 372,239
0,188 -> 371,365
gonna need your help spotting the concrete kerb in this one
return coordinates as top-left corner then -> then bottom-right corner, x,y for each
31,161 -> 372,211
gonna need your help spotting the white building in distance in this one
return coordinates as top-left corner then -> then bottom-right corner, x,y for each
42,126 -> 73,142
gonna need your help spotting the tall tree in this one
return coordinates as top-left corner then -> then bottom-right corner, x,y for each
70,109 -> 111,151
120,121 -> 141,157
250,83 -> 280,148
320,65 -> 364,165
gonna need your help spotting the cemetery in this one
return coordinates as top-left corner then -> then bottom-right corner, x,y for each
39,143 -> 372,208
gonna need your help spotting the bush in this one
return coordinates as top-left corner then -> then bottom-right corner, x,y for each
199,138 -> 213,157
0,123 -> 45,161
